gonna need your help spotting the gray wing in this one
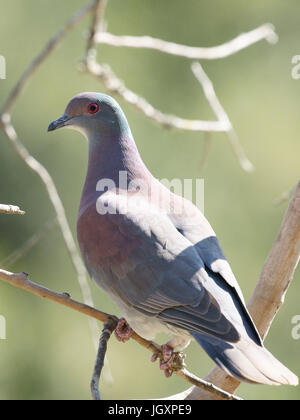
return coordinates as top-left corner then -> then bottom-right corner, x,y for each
102,193 -> 239,342
169,197 -> 262,346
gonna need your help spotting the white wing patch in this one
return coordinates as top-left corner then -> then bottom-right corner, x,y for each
210,259 -> 246,305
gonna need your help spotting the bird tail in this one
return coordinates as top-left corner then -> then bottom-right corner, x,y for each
192,333 -> 298,386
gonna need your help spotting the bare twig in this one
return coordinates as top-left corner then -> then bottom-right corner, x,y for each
84,0 -> 230,133
0,1 -> 103,349
226,129 -> 254,173
191,62 -> 254,172
84,59 -> 230,132
95,24 -> 278,60
175,369 -> 242,401
0,269 -> 113,322
1,218 -> 58,268
91,318 -> 117,400
249,180 -> 300,338
84,38 -> 259,170
0,204 -> 25,215
0,0 -> 112,386
169,180 -> 300,400
0,0 -> 97,116
191,63 -> 230,124
86,0 -> 108,55
0,114 -> 98,349
0,268 -> 241,400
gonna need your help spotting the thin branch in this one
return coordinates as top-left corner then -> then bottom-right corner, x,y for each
86,0 -> 108,55
249,180 -> 300,339
84,59 -> 230,132
0,268 -> 241,401
191,62 -> 254,172
174,369 -> 242,401
191,62 -> 230,124
84,51 -> 255,171
226,129 -> 254,173
0,269 -> 113,323
83,9 -> 276,173
95,24 -> 278,60
91,318 -> 117,400
0,114 -> 99,349
0,1 -> 104,348
169,179 -> 300,400
0,204 -> 25,215
0,218 -> 58,268
0,0 -> 98,116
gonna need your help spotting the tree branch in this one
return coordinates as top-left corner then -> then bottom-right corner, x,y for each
0,0 -> 97,116
83,21 -> 274,170
0,204 -> 25,215
95,24 -> 278,60
84,59 -> 230,132
191,62 -> 254,172
91,318 -> 117,400
0,113 -> 99,350
0,0 -> 103,353
0,268 -> 241,401
0,270 -> 112,322
86,0 -> 108,55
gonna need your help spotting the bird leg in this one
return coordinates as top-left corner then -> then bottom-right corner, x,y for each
114,318 -> 133,343
151,343 -> 186,378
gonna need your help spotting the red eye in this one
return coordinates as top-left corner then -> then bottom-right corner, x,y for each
88,103 -> 99,114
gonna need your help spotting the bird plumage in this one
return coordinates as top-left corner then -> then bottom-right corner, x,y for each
49,92 -> 298,386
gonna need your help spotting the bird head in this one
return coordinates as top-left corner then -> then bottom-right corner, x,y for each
47,92 -> 129,139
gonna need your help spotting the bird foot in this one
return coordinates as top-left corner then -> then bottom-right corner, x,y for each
114,318 -> 133,343
151,344 -> 186,378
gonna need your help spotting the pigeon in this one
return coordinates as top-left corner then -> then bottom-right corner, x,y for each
48,92 -> 298,385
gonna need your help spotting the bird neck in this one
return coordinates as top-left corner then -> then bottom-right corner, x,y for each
79,130 -> 151,216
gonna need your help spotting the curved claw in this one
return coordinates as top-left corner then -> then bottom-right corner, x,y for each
151,344 -> 186,378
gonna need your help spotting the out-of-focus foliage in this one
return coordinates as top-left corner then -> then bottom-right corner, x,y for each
0,0 -> 300,400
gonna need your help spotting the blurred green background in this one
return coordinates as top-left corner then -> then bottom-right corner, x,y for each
0,0 -> 300,400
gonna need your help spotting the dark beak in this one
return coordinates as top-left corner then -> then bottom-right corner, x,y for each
47,114 -> 71,132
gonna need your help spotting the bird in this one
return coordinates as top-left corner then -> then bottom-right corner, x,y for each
48,92 -> 298,386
